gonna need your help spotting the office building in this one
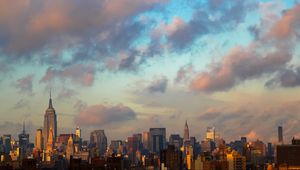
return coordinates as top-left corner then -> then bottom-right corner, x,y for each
149,128 -> 166,153
66,136 -> 74,161
278,126 -> 283,144
169,134 -> 183,150
206,127 -> 216,141
35,129 -> 43,151
90,130 -> 107,156
18,122 -> 29,159
43,92 -> 57,148
277,138 -> 300,167
143,131 -> 150,150
184,121 -> 189,141
2,134 -> 11,155
160,145 -> 182,170
75,127 -> 81,139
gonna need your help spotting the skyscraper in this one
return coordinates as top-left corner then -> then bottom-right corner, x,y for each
183,120 -> 189,141
149,128 -> 166,153
18,122 -> 29,159
143,131 -> 150,150
128,136 -> 138,164
66,136 -> 74,161
75,126 -> 81,139
90,130 -> 107,156
2,134 -> 11,155
43,92 -> 57,148
206,127 -> 216,141
35,129 -> 43,151
278,126 -> 283,144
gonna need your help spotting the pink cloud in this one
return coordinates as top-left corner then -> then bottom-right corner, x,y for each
74,104 -> 136,127
190,4 -> 300,93
245,130 -> 259,141
40,64 -> 96,86
269,4 -> 300,39
14,74 -> 34,95
0,0 -> 166,56
153,17 -> 185,38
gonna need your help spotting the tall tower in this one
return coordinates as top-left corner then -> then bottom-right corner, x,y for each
278,126 -> 283,144
43,91 -> 57,148
184,120 -> 189,141
66,135 -> 74,161
35,128 -> 43,151
75,126 -> 81,139
90,130 -> 107,156
18,121 -> 29,159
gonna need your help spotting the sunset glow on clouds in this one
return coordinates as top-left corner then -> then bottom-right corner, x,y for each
0,0 -> 300,142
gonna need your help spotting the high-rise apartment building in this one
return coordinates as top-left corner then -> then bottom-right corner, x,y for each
227,151 -> 246,170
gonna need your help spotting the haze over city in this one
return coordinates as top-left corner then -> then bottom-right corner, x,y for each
1,0 -> 300,145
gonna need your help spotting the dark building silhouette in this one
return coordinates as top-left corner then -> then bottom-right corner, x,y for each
277,138 -> 300,167
149,128 -> 166,153
278,126 -> 283,144
19,122 -> 29,160
160,145 -> 183,170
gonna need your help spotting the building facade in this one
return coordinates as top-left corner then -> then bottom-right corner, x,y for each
43,94 -> 57,148
90,130 -> 107,156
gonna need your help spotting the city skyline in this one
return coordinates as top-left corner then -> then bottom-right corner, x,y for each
1,0 -> 300,143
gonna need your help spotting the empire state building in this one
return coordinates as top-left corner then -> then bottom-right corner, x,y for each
43,93 -> 57,148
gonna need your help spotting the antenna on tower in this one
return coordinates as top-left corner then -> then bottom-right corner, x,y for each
23,120 -> 25,134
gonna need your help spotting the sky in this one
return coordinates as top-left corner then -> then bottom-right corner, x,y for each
0,0 -> 300,144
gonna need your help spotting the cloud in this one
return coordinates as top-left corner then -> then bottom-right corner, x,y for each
74,104 -> 137,127
12,99 -> 30,110
13,74 -> 34,95
73,100 -> 88,112
190,4 -> 300,93
40,64 -> 96,86
154,0 -> 257,49
56,87 -> 77,100
245,130 -> 259,141
0,0 -> 166,61
268,4 -> 300,39
118,54 -> 137,71
0,62 -> 10,73
190,45 -> 292,92
175,64 -> 195,83
146,76 -> 168,93
265,66 -> 300,88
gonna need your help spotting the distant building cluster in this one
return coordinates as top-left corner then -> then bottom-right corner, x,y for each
0,96 -> 299,170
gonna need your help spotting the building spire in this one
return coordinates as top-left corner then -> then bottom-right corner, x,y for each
184,120 -> 189,141
48,89 -> 53,109
22,120 -> 25,134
